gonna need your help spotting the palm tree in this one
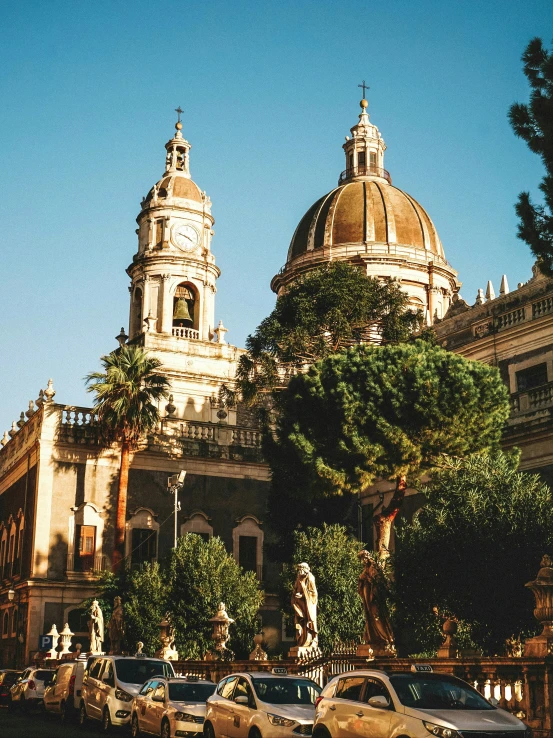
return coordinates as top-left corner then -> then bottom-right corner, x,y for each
86,345 -> 170,572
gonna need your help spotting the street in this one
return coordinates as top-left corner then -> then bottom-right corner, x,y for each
0,706 -> 109,738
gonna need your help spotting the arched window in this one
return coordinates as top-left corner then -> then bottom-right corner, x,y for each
181,511 -> 213,542
126,508 -> 159,570
2,611 -> 8,638
67,503 -> 105,574
7,518 -> 16,579
233,515 -> 264,581
173,283 -> 198,331
131,287 -> 143,337
0,525 -> 7,580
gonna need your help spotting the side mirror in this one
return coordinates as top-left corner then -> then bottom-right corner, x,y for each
152,694 -> 165,703
489,697 -> 499,707
368,695 -> 390,709
234,695 -> 249,705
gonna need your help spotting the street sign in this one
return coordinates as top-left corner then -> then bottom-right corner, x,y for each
39,634 -> 53,651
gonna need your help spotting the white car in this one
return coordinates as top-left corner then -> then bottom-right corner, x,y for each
80,654 -> 175,731
9,666 -> 55,711
204,669 -> 321,738
43,659 -> 87,721
131,675 -> 215,738
313,667 -> 529,738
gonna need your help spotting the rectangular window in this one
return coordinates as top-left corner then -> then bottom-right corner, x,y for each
75,525 -> 96,572
238,536 -> 257,573
370,151 -> 377,168
155,219 -> 163,248
336,676 -> 366,701
357,151 -> 366,168
131,529 -> 157,569
516,363 -> 548,392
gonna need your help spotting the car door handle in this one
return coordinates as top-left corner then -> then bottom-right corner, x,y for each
356,711 -> 364,716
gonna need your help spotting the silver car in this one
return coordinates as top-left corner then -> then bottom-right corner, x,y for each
313,668 -> 529,738
204,669 -> 321,737
131,675 -> 215,738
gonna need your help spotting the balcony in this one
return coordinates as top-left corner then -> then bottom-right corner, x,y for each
510,381 -> 553,414
338,164 -> 392,185
172,327 -> 199,339
66,553 -> 108,579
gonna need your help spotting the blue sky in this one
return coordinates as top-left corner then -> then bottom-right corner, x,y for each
1,0 -> 552,429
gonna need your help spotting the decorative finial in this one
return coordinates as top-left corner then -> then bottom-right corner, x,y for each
116,327 -> 128,348
165,395 -> 177,417
26,400 -> 35,419
36,389 -> 44,407
44,379 -> 56,402
1,430 -> 9,446
9,421 -> 18,438
175,106 -> 184,131
17,412 -> 26,429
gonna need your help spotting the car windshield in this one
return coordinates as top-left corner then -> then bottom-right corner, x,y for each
1,672 -> 21,685
252,677 -> 321,705
34,670 -> 54,681
114,660 -> 175,685
389,674 -> 495,711
169,683 -> 216,702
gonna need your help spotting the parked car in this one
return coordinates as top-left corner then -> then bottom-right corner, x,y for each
130,674 -> 215,738
9,666 -> 55,711
313,667 -> 529,738
43,659 -> 87,722
0,670 -> 22,706
204,668 -> 321,738
80,654 -> 175,732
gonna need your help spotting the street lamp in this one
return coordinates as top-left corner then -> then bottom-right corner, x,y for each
167,470 -> 186,548
7,588 -> 15,602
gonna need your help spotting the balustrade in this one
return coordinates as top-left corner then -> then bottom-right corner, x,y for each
496,308 -> 526,330
532,296 -> 553,319
172,327 -> 200,339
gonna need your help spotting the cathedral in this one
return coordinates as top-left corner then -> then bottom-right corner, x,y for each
1,97 -> 552,667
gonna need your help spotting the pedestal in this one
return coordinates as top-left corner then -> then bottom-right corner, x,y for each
288,645 -> 316,660
524,629 -> 553,657
356,643 -> 396,658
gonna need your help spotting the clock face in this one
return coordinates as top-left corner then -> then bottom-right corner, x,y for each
172,224 -> 199,251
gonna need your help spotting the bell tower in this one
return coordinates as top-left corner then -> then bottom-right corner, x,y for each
126,112 -> 238,424
127,113 -> 218,342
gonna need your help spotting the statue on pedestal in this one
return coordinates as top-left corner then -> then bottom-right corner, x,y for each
357,550 -> 395,657
108,596 -> 125,655
155,613 -> 179,661
289,562 -> 318,657
88,600 -> 104,654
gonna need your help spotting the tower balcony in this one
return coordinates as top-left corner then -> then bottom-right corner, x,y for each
172,326 -> 200,340
339,164 -> 392,185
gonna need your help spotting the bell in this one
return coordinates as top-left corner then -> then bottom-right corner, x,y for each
173,298 -> 192,322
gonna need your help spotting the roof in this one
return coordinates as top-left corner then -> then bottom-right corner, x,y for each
287,179 -> 444,263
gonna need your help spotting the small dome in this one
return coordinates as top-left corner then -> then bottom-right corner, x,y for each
146,173 -> 203,204
287,179 -> 444,264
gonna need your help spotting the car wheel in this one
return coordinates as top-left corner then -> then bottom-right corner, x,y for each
161,718 -> 171,738
204,721 -> 216,738
249,728 -> 262,738
102,707 -> 112,733
60,700 -> 67,723
79,702 -> 88,727
131,713 -> 141,738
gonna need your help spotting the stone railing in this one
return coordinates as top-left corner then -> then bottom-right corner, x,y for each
57,406 -> 98,444
511,381 -> 553,415
65,553 -> 107,576
161,418 -> 262,449
171,654 -> 552,730
172,327 -> 200,340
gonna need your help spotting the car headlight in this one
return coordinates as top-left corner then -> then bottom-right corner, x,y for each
174,712 -> 196,721
423,722 -> 460,738
114,688 -> 133,702
267,713 -> 296,727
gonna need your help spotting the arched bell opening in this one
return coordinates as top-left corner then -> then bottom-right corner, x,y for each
173,282 -> 199,332
131,287 -> 143,337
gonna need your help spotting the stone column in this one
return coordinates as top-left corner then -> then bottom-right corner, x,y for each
160,275 -> 172,334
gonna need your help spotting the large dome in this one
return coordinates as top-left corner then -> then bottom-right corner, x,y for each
271,98 -> 459,322
287,179 -> 444,263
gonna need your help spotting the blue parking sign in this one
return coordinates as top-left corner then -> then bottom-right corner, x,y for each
39,635 -> 53,651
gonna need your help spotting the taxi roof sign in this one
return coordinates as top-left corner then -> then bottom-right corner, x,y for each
271,667 -> 288,675
411,664 -> 433,673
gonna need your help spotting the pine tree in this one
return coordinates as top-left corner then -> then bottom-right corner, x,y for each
509,37 -> 553,275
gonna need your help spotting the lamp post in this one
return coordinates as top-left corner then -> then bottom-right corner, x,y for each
167,470 -> 186,548
7,588 -> 21,668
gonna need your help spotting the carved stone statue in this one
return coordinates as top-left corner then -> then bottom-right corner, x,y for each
357,550 -> 395,657
291,562 -> 318,651
108,596 -> 125,655
155,613 -> 179,661
88,600 -> 104,654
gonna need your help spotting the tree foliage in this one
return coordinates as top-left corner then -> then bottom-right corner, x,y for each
237,262 -> 421,406
394,452 -> 553,655
268,341 -> 510,551
281,525 -> 365,652
168,534 -> 264,659
509,37 -> 553,275
84,535 -> 263,659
